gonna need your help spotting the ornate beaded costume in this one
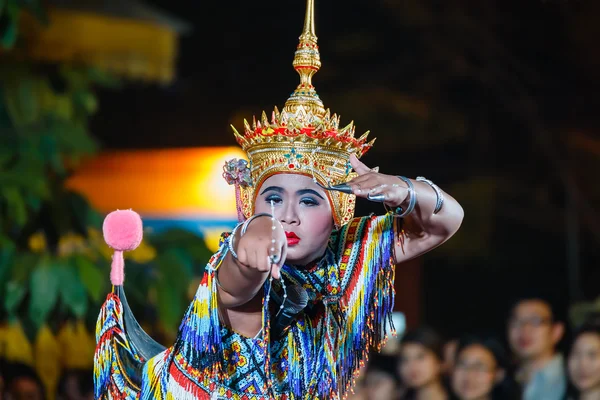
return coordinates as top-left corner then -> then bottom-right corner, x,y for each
94,1 -> 398,398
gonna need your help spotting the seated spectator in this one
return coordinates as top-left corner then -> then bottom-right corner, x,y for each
57,369 -> 93,400
398,327 -> 449,400
507,295 -> 566,400
4,363 -> 45,400
451,336 -> 519,400
567,322 -> 600,400
364,353 -> 403,400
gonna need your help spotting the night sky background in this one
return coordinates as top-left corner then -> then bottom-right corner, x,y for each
90,0 -> 600,340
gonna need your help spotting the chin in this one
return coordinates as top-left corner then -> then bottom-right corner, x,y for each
284,250 -> 305,265
406,379 -> 425,389
286,245 -> 313,260
575,380 -> 596,392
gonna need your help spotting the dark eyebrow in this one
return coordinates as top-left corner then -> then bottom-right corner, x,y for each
297,189 -> 325,200
260,186 -> 284,195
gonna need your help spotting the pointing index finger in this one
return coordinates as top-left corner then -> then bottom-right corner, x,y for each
349,154 -> 372,175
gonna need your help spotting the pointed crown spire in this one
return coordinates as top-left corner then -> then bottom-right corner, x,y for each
227,0 -> 376,227
282,0 -> 325,117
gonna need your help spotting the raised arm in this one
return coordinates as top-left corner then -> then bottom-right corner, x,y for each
214,214 -> 287,336
347,154 -> 464,265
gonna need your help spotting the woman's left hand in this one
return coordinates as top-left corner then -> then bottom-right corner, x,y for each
348,154 -> 408,208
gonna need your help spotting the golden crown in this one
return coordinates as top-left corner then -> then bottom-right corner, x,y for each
228,0 -> 375,226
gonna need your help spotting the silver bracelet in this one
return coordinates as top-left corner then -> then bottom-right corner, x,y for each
395,176 -> 417,217
416,176 -> 444,214
241,213 -> 274,235
227,222 -> 243,260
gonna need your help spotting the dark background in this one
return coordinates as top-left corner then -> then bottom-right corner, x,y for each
90,0 -> 600,339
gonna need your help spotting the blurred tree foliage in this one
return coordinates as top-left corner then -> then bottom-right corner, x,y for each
0,2 -> 209,342
0,38 -> 110,336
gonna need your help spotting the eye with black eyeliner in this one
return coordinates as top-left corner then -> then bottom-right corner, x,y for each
300,197 -> 319,206
265,194 -> 283,204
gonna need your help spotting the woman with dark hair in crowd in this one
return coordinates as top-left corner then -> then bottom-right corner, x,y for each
567,321 -> 600,400
362,353 -> 404,400
57,369 -> 94,400
3,363 -> 45,400
451,336 -> 520,400
398,327 -> 449,400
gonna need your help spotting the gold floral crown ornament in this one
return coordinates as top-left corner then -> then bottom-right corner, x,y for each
224,0 -> 375,227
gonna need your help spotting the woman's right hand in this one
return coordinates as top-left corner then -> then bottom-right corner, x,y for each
234,215 -> 287,280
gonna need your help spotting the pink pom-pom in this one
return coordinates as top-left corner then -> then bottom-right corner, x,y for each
102,210 -> 143,286
103,210 -> 143,251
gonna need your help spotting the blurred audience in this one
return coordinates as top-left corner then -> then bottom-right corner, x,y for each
6,294 -> 600,400
398,327 -> 449,400
507,296 -> 566,400
3,363 -> 45,400
443,339 -> 459,377
363,354 -> 404,400
567,322 -> 600,400
57,369 -> 93,400
451,336 -> 519,400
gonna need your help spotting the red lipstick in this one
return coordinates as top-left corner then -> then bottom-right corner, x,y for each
285,231 -> 300,246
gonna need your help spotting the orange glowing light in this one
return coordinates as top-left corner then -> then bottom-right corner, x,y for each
67,147 -> 247,219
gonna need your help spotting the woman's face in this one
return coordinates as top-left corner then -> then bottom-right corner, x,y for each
365,370 -> 399,400
452,344 -> 499,400
254,174 -> 334,266
399,343 -> 442,389
568,332 -> 600,393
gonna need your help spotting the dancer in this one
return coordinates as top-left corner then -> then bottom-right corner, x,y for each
93,0 -> 464,398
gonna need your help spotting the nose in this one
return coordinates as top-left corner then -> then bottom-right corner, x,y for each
279,201 -> 299,226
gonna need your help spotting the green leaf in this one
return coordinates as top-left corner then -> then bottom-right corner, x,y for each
58,263 -> 88,318
11,253 -> 39,282
50,118 -> 98,156
157,249 -> 192,293
28,257 -> 60,328
73,90 -> 98,115
24,192 -> 42,212
46,193 -> 72,239
74,255 -> 105,303
40,133 -> 64,175
4,280 -> 25,316
0,2 -> 18,49
0,235 -> 15,284
0,1 -> 6,20
155,283 -> 181,331
3,76 -> 41,126
2,187 -> 27,228
86,67 -> 121,89
48,95 -> 74,121
66,191 -> 101,234
153,250 -> 191,332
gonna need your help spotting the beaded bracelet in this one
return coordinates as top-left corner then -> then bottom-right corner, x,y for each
416,176 -> 444,214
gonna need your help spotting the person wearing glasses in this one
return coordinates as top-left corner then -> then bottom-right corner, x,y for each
451,336 -> 519,400
507,296 -> 567,400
